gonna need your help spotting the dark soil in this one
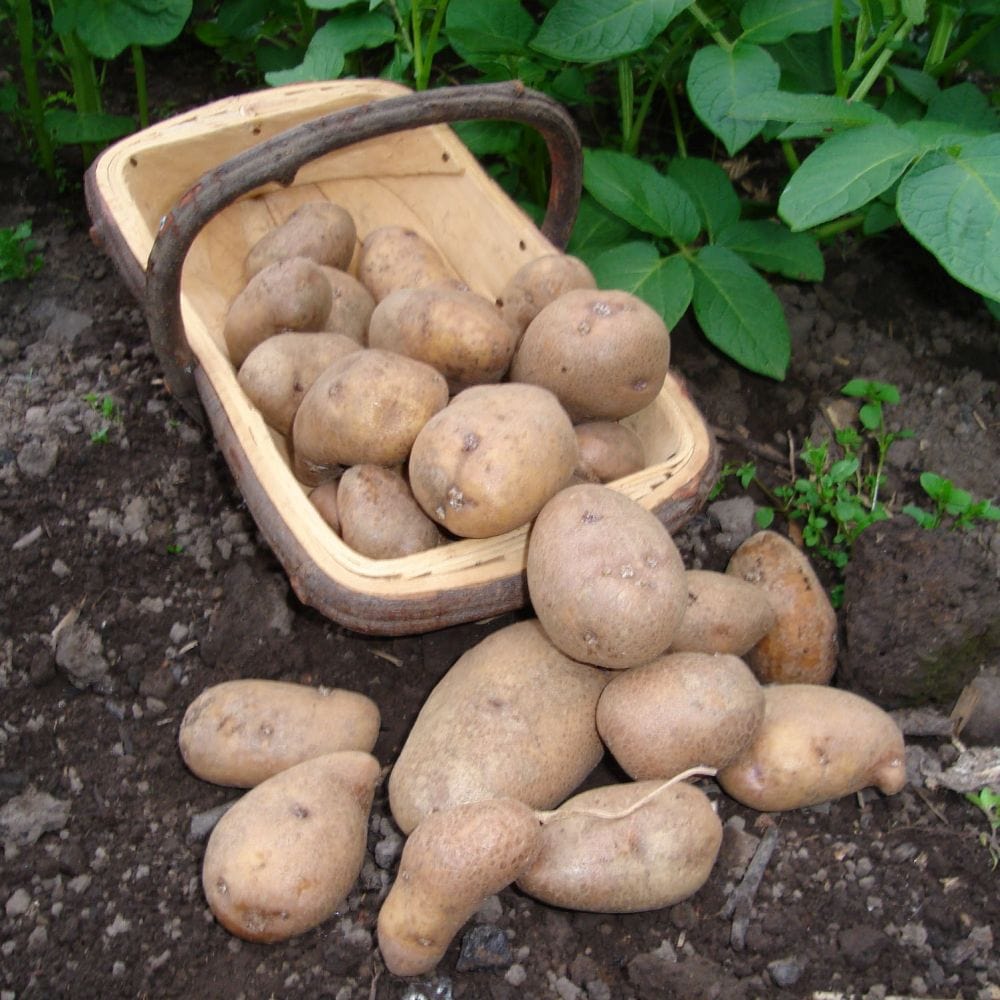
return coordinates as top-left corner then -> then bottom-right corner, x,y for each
1,65 -> 998,1000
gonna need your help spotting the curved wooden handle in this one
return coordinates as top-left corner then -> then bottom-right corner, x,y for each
144,81 -> 583,420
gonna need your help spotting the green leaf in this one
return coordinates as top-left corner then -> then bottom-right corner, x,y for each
739,0 -> 834,44
588,243 -> 694,330
446,0 -> 535,65
731,91 -> 887,128
715,220 -> 825,281
891,65 -> 939,105
265,22 -> 348,84
54,0 -> 193,59
686,43 -> 781,156
985,295 -> 1000,323
689,245 -> 791,379
666,157 -> 740,241
532,0 -> 693,62
896,136 -> 1000,301
765,30 -> 836,93
779,123 -> 921,230
328,10 -> 395,51
583,148 -> 700,244
0,84 -> 18,115
568,195 -> 636,256
926,83 -> 1000,134
452,121 -> 523,156
44,108 -> 135,143
901,0 -> 926,24
307,0 -> 368,8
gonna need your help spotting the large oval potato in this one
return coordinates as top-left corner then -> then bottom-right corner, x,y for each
178,679 -> 380,787
516,779 -> 722,913
510,288 -> 670,421
717,684 -> 907,811
408,383 -> 578,538
202,750 -> 379,942
388,619 -> 609,835
357,225 -> 460,302
726,530 -> 838,684
368,286 -> 518,392
245,202 -> 357,279
596,651 -> 765,779
526,484 -> 687,669
498,253 -> 596,337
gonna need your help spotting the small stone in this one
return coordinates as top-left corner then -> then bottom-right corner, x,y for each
16,438 -> 60,479
67,874 -> 92,894
5,888 -> 32,917
168,622 -> 189,644
505,965 -> 527,987
767,957 -> 806,987
51,559 -> 71,578
455,924 -> 512,972
708,497 -> 757,550
105,912 -> 131,937
26,924 -> 48,953
55,620 -> 111,692
374,829 -> 403,870
190,801 -> 235,841
0,787 -> 71,844
474,894 -> 504,925
838,924 -> 887,969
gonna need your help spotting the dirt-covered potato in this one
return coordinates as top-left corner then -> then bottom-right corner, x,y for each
510,288 -> 670,421
368,286 -> 518,392
596,651 -> 765,780
319,266 -> 375,343
236,332 -> 361,435
178,679 -> 380,787
408,383 -> 578,538
202,750 -> 379,942
388,619 -> 609,835
357,225 -> 460,302
670,569 -> 777,656
516,778 -> 722,912
292,348 -> 449,485
717,684 -> 907,811
574,421 -> 647,483
337,464 -> 443,559
726,530 -> 838,684
498,253 -> 596,336
526,484 -> 687,669
377,798 -> 541,976
245,202 -> 357,279
223,256 -> 333,368
309,481 -> 340,533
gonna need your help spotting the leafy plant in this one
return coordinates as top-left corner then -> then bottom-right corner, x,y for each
0,221 -> 44,281
83,392 -> 122,444
965,787 -> 1000,870
902,472 -> 1000,530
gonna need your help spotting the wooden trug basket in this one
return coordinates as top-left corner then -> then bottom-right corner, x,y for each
85,79 -> 718,636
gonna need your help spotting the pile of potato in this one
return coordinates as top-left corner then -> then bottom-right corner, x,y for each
180,199 -> 908,970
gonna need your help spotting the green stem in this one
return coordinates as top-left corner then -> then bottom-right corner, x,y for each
131,44 -> 148,129
60,30 -> 103,163
412,0 -> 449,90
411,0 -> 424,88
811,213 -> 865,239
629,34 -> 693,156
618,58 -> 635,153
928,13 -> 1000,78
688,1 -> 733,51
781,139 -> 800,173
14,0 -> 55,178
923,4 -> 958,73
666,84 -> 687,158
831,0 -> 846,97
849,18 -> 914,103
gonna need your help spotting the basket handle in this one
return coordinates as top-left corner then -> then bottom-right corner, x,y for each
145,81 -> 583,421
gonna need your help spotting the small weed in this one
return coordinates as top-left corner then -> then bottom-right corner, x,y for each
83,392 -> 122,444
0,221 -> 43,281
166,543 -> 184,555
965,788 -> 1000,870
902,473 -> 1000,531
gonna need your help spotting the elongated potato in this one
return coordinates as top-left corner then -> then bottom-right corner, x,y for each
596,651 -> 764,779
498,253 -> 596,336
319,266 -> 375,343
717,684 -> 907,811
179,680 -> 380,787
388,620 -> 609,835
357,225 -> 459,302
377,798 -> 541,976
202,751 -> 379,942
517,779 -> 722,912
245,202 -> 356,278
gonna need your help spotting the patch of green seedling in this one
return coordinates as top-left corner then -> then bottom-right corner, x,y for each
83,392 -> 122,444
902,473 -> 1000,531
0,222 -> 43,281
965,787 -> 1000,870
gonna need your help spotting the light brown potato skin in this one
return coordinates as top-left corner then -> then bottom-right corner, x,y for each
337,464 -> 442,559
596,651 -> 765,780
574,421 -> 646,483
377,798 -> 541,976
237,332 -> 361,436
526,484 -> 687,669
726,530 -> 838,684
408,383 -> 578,538
368,286 -> 518,392
388,620 -> 609,835
670,569 -> 777,656
319,266 -> 375,343
517,779 -> 722,913
224,257 -> 333,368
498,253 -> 596,337
245,202 -> 357,278
357,225 -> 459,302
202,751 -> 379,942
717,684 -> 907,811
178,679 -> 380,787
292,349 -> 449,484
510,288 -> 670,421
309,480 -> 340,533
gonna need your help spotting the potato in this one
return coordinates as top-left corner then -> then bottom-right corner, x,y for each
388,619 -> 609,835
357,225 -> 460,302
337,464 -> 443,559
309,480 -> 340,533
670,569 -> 777,656
574,421 -> 646,483
368,286 -> 518,392
202,750 -> 379,942
377,798 -> 541,976
498,253 -> 596,336
319,266 -> 375,344
178,679 -> 380,787
408,383 -> 578,538
237,332 -> 361,435
224,257 -> 333,368
596,651 -> 764,780
510,288 -> 670,421
245,202 -> 357,278
526,484 -> 687,669
516,778 -> 722,912
726,530 -> 838,684
717,684 -> 907,811
292,348 -> 449,485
